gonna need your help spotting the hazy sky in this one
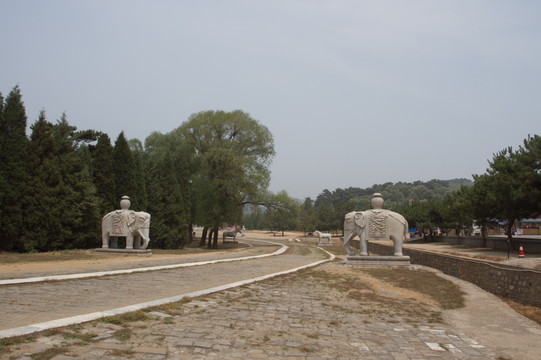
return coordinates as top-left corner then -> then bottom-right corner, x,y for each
2,1 -> 540,200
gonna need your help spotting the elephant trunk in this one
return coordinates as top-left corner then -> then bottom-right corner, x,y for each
137,227 -> 150,249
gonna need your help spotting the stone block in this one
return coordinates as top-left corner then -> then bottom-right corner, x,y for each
346,255 -> 411,267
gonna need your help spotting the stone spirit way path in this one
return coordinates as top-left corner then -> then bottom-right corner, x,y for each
1,236 -> 539,359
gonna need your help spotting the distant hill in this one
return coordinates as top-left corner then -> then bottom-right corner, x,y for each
314,178 -> 473,210
446,178 -> 474,190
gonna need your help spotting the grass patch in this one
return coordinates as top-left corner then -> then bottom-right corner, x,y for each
360,268 -> 465,310
296,267 -> 447,324
296,245 -> 313,256
29,346 -> 67,360
0,334 -> 37,356
499,297 -> 541,325
110,348 -> 135,357
308,269 -> 373,293
152,302 -> 184,315
62,331 -> 97,342
162,317 -> 175,324
299,344 -> 316,352
113,328 -> 132,341
0,246 -> 242,265
102,310 -> 149,325
320,244 -> 348,256
0,249 -> 96,264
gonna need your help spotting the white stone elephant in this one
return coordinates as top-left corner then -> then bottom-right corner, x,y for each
343,209 -> 409,256
102,210 -> 151,250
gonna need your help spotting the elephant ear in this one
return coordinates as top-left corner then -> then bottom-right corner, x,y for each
354,212 -> 367,228
127,212 -> 136,227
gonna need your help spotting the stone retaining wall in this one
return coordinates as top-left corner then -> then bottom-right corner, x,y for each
368,241 -> 541,307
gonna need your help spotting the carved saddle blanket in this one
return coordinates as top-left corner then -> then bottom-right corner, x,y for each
368,210 -> 388,240
111,210 -> 136,236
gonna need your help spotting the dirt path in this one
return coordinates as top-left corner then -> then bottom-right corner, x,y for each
422,266 -> 541,360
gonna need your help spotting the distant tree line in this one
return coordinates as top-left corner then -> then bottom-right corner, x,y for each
245,138 -> 540,252
243,179 -> 473,235
0,86 -> 274,252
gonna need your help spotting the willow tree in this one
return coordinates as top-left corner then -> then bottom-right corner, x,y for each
177,110 -> 274,248
263,190 -> 300,236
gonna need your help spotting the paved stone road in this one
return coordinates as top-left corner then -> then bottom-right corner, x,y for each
0,241 -> 317,331
0,238 -> 512,359
2,260 -> 498,359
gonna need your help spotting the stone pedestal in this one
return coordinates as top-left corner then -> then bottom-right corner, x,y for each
317,242 -> 333,247
95,248 -> 152,256
347,255 -> 410,267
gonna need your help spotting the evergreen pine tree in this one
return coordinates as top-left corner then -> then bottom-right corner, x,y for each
148,150 -> 188,248
52,114 -> 100,249
69,144 -> 101,248
113,132 -> 137,208
22,111 -> 63,251
0,86 -> 28,251
92,133 -> 116,215
128,138 -> 148,210
145,132 -> 193,248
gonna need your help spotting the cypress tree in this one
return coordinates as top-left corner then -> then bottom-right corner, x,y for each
22,111 -> 62,251
93,133 -> 116,215
145,132 -> 192,248
0,86 -> 28,251
52,114 -> 100,249
68,144 -> 100,248
148,150 -> 187,248
128,138 -> 148,210
113,132 -> 137,208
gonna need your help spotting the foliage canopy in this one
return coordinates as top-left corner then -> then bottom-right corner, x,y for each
1,85 -> 539,254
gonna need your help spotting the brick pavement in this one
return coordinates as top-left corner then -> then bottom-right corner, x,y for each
0,242 -> 320,331
1,258 -> 499,359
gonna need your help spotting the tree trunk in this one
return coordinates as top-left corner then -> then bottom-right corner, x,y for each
506,221 -> 514,259
207,228 -> 214,249
481,225 -> 487,248
188,224 -> 193,244
212,226 -> 219,249
200,227 -> 208,247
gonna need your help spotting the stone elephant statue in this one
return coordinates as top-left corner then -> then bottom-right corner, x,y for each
102,210 -> 151,250
343,210 -> 408,256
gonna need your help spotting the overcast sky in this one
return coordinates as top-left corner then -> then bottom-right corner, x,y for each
2,1 -> 540,200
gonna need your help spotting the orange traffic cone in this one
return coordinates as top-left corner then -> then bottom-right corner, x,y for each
518,244 -> 525,258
